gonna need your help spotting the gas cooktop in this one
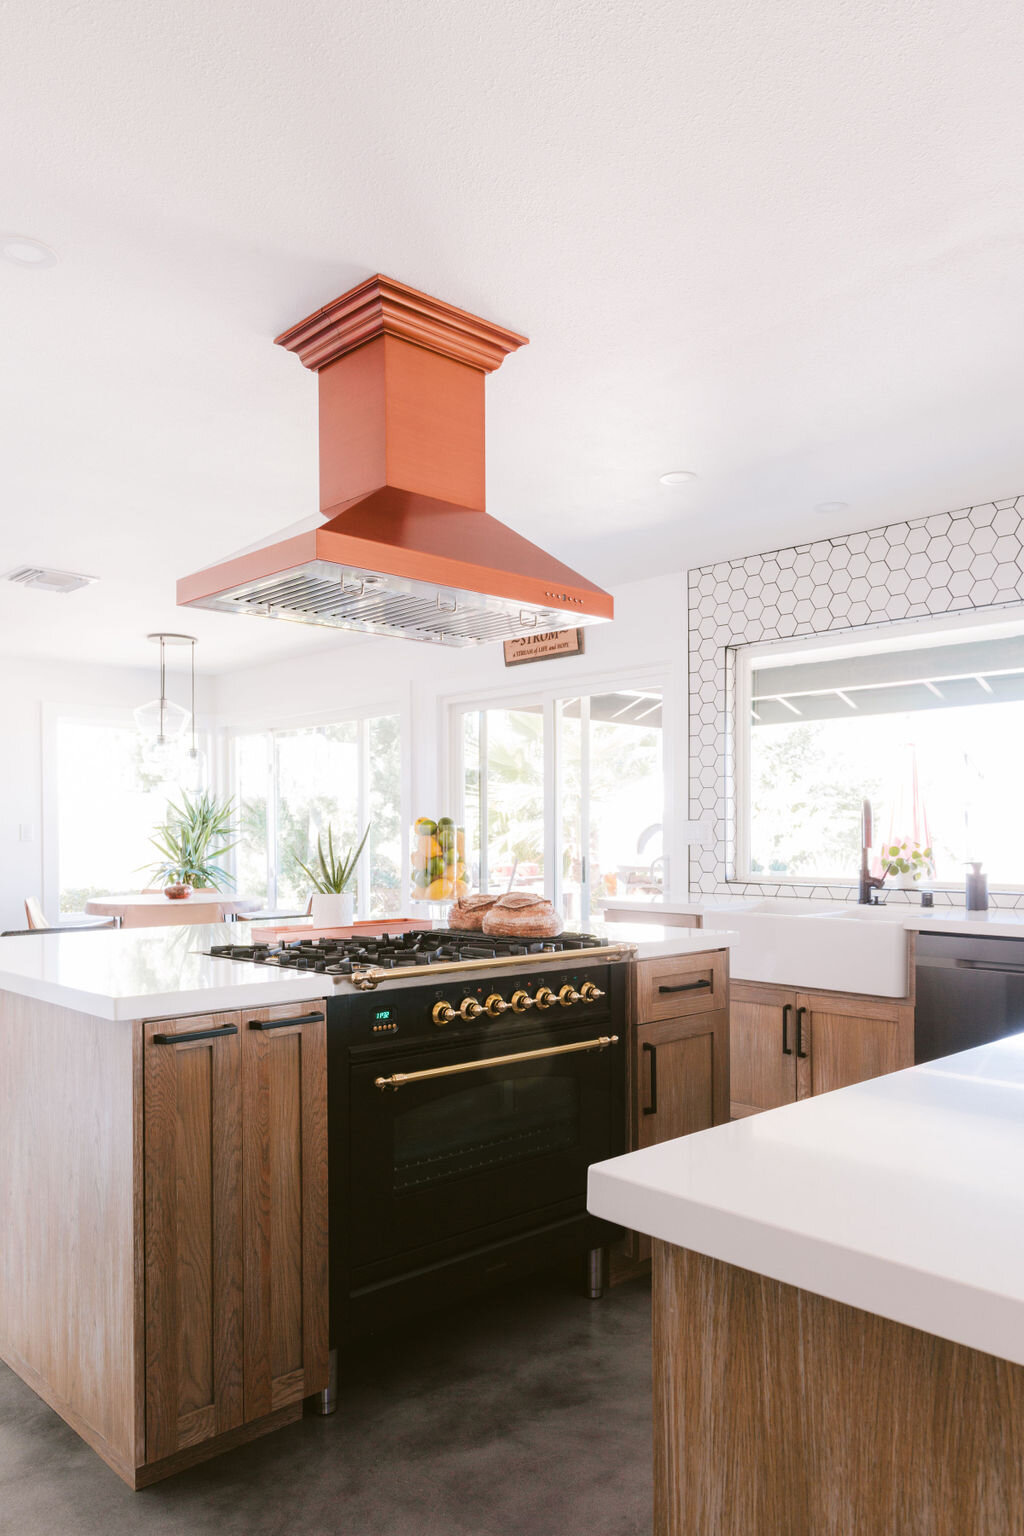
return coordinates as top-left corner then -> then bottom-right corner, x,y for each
206,928 -> 608,976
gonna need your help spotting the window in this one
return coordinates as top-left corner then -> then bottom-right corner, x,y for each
54,718 -> 180,913
233,714 -> 402,917
739,619 -> 1024,885
458,688 -> 664,926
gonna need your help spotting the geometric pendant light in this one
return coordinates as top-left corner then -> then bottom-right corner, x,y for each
134,632 -> 195,745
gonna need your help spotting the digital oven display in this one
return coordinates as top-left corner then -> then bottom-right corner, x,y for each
371,1007 -> 397,1035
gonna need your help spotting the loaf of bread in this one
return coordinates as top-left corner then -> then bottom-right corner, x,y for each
448,893 -> 501,932
481,893 -> 563,939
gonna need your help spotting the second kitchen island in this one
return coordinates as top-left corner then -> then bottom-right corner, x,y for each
590,1033 -> 1024,1536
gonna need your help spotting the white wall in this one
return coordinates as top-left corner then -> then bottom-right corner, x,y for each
0,657 -> 214,932
209,571 -> 690,896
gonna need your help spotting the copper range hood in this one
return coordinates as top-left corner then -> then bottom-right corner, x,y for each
177,275 -> 613,646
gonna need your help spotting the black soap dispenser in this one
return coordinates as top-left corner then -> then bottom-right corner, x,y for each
965,861 -> 989,912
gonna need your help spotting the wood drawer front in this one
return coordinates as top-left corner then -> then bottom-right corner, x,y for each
636,950 -> 727,1023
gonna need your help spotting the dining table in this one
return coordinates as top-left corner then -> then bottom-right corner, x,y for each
84,892 -> 263,928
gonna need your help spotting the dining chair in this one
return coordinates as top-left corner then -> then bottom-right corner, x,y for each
22,896 -> 120,931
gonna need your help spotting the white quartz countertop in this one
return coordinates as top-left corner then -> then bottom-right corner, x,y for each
0,920 -> 736,1021
589,1035 -> 1024,1367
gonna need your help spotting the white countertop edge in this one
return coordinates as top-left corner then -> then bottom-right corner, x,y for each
0,968 -> 335,1021
588,1162 -> 1024,1368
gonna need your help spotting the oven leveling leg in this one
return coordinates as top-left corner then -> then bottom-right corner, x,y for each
316,1348 -> 339,1415
586,1246 -> 608,1300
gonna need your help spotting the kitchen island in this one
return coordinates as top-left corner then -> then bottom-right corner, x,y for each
589,1035 -> 1024,1535
0,918 -> 734,1487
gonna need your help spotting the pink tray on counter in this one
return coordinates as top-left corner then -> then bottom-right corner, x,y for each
247,916 -> 424,943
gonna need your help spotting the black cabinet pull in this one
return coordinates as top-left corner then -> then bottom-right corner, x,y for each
152,1024 -> 238,1045
248,1011 -> 325,1030
659,979 -> 711,994
642,1041 -> 658,1115
782,1003 -> 793,1056
796,1007 -> 808,1059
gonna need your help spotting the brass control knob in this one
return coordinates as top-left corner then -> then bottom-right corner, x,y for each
459,996 -> 485,1021
534,986 -> 555,1010
558,984 -> 582,1008
485,993 -> 511,1017
432,1000 -> 456,1026
510,990 -> 535,1014
579,982 -> 605,1003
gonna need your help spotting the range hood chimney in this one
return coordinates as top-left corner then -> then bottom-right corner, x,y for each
177,275 -> 613,646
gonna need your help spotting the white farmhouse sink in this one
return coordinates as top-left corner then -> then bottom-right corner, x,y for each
700,903 -> 910,997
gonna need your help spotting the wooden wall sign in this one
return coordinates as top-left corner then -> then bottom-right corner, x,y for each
503,629 -> 585,667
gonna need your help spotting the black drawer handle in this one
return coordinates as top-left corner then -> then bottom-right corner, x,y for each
248,1011 -> 325,1030
642,1041 -> 658,1116
152,1024 -> 238,1045
796,1007 -> 808,1060
782,1003 -> 793,1056
659,979 -> 711,994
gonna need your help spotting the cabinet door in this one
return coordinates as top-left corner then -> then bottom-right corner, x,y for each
636,1010 -> 729,1151
629,1010 -> 727,1262
796,993 -> 914,1099
242,1003 -> 329,1419
144,1013 -> 243,1462
730,983 -> 798,1118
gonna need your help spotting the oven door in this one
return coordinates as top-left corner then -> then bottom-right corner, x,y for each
347,1018 -> 623,1269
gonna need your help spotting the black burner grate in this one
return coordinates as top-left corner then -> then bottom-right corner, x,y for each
207,928 -> 605,975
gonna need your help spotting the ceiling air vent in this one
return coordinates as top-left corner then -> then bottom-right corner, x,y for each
5,566 -> 97,595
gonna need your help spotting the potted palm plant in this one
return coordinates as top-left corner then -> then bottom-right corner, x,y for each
147,790 -> 239,898
298,824 -> 371,926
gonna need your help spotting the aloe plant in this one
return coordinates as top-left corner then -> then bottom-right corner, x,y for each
147,790 -> 239,890
297,824 -> 371,895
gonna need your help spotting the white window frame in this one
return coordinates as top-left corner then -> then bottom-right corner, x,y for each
446,667 -> 673,924
733,607 -> 1024,891
41,702 -> 214,918
223,698 -> 409,918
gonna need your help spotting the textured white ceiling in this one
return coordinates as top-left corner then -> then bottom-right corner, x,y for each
3,0 -> 1024,670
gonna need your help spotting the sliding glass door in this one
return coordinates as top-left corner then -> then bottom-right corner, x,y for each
459,688 -> 664,928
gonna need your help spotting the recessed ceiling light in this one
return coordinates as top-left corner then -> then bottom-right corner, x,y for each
815,500 -> 850,515
659,470 -> 698,486
0,234 -> 58,269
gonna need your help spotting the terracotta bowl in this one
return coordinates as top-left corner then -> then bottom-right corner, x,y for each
163,883 -> 193,901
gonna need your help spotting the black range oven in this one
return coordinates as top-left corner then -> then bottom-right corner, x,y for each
327,958 -> 627,1339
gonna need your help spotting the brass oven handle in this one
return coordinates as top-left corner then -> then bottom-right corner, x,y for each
374,1035 -> 620,1091
348,944 -> 637,990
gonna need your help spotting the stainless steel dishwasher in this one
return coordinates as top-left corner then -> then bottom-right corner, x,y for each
915,930 -> 1024,1062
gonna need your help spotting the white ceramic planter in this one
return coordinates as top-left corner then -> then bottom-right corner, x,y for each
311,892 -> 354,927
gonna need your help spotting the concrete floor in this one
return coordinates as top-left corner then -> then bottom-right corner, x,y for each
0,1272 -> 652,1536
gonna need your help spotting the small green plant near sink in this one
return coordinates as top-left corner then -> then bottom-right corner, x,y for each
881,839 -> 935,884
298,824 -> 371,927
147,790 -> 239,897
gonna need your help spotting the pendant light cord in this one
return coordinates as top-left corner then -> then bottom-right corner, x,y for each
190,639 -> 197,758
159,636 -> 166,744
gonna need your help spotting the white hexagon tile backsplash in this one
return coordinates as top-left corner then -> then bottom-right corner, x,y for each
687,495 -> 1024,906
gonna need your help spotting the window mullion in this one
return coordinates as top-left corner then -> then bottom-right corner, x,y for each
580,695 -> 592,927
479,710 -> 489,894
544,699 -> 557,908
358,719 -> 371,919
266,732 -> 278,911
